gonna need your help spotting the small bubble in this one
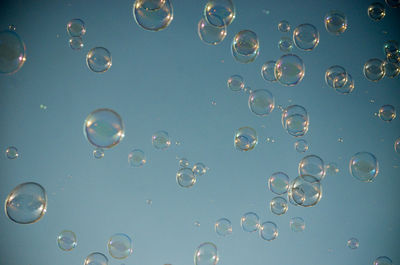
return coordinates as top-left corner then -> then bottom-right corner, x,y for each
370,99 -> 375,103
175,141 -> 181,146
194,221 -> 200,227
40,104 -> 47,110
8,25 -> 16,31
211,100 -> 216,106
262,9 -> 270,15
347,237 -> 359,249
338,137 -> 343,143
146,199 -> 152,205
6,146 -> 19,159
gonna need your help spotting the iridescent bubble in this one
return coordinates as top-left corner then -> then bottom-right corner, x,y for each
152,130 -> 171,150
86,47 -> 112,73
278,20 -> 291,32
385,0 -> 400,7
5,182 -> 47,224
198,18 -> 227,45
240,212 -> 260,232
133,0 -> 173,31
193,162 -> 207,176
281,105 -> 309,137
84,108 -> 124,149
294,139 -> 308,153
261,60 -> 277,82
108,233 -> 133,259
374,256 -> 393,265
368,2 -> 386,21
194,242 -> 219,265
231,30 -> 259,63
69,37 -> 84,50
93,148 -> 104,159
215,218 -> 232,236
176,167 -> 196,188
298,155 -> 325,181
84,252 -> 108,265
378,104 -> 396,122
57,230 -> 77,251
347,237 -> 359,249
234,127 -> 258,151
268,172 -> 289,195
259,221 -> 278,241
6,146 -> 19,159
325,65 -> 348,88
274,54 -> 305,86
290,175 -> 322,207
290,217 -> 305,232
248,89 -> 275,116
278,37 -> 293,52
324,10 -> 347,35
128,149 -> 146,167
204,0 -> 235,27
293,24 -> 319,51
0,29 -> 26,74
227,74 -> 244,91
325,162 -> 339,175
383,61 -> 400,78
270,196 -> 288,215
363,58 -> 385,81
395,138 -> 400,154
334,73 -> 354,95
66,19 -> 86,37
349,152 -> 379,182
179,158 -> 189,168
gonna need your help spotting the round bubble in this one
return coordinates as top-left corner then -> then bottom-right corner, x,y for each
281,105 -> 309,137
108,233 -> 133,259
259,221 -> 278,241
349,152 -> 379,182
193,162 -> 207,176
57,230 -> 77,251
66,19 -> 86,37
0,30 -> 26,74
234,127 -> 258,151
274,54 -> 305,86
248,89 -> 275,116
6,146 -> 19,159
152,130 -> 171,150
290,217 -> 305,232
290,175 -> 322,207
268,172 -> 289,195
294,139 -> 309,153
128,149 -> 146,167
293,24 -> 319,51
378,104 -> 396,122
84,108 -> 124,149
240,212 -> 260,232
287,184 -> 305,206
278,20 -> 291,32
93,148 -> 104,159
198,18 -> 227,45
227,74 -> 244,91
325,65 -> 348,88
383,61 -> 400,78
204,0 -> 235,27
5,182 -> 47,224
84,252 -> 108,265
179,158 -> 189,168
133,0 -> 173,31
261,60 -> 277,82
364,58 -> 385,81
368,2 -> 386,21
86,47 -> 112,73
395,138 -> 400,154
215,218 -> 232,236
278,36 -> 293,52
325,162 -> 339,175
385,0 -> 400,7
176,167 -> 196,188
383,40 -> 399,55
69,37 -> 84,50
347,237 -> 359,249
194,242 -> 219,265
231,30 -> 259,63
335,73 -> 354,94
374,256 -> 393,265
324,10 -> 347,35
298,155 -> 325,181
270,196 -> 288,215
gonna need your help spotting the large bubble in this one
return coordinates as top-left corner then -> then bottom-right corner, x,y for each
248,89 -> 275,116
364,58 -> 385,82
293,24 -> 319,51
234,127 -> 258,151
86,47 -> 112,73
108,233 -> 133,259
194,242 -> 219,265
0,29 -> 26,74
259,221 -> 278,241
349,152 -> 379,182
385,0 -> 400,8
133,0 -> 173,31
274,54 -> 305,86
298,155 -> 325,181
281,105 -> 309,137
324,10 -> 347,35
204,0 -> 235,27
290,175 -> 322,207
374,256 -> 393,265
231,30 -> 259,63
84,252 -> 108,265
268,172 -> 289,195
198,18 -> 227,45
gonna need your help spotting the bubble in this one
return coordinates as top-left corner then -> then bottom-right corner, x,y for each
385,0 -> 400,8
194,221 -> 201,227
176,167 -> 196,188
324,10 -> 347,35
6,146 -> 19,159
86,47 -> 112,73
293,24 -> 319,51
69,37 -> 84,50
294,139 -> 309,153
368,2 -> 386,21
248,89 -> 275,116
128,149 -> 146,167
383,40 -> 399,55
198,18 -> 227,45
0,29 -> 26,74
364,58 -> 385,81
133,0 -> 173,31
8,24 -> 16,31
66,19 -> 86,37
261,60 -> 277,82
193,162 -> 207,176
378,104 -> 396,122
234,127 -> 258,151
290,217 -> 305,232
84,252 -> 108,265
386,52 -> 400,64
93,148 -> 104,159
395,138 -> 400,154
334,73 -> 354,95
146,199 -> 152,205
215,218 -> 232,236
227,74 -> 244,91
298,155 -> 325,181
179,158 -> 189,168
325,162 -> 339,175
268,172 -> 289,195
281,105 -> 309,137
278,36 -> 293,52
108,233 -> 133,259
274,54 -> 305,86
5,182 -> 47,224
136,0 -> 166,11
231,30 -> 259,63
259,221 -> 278,241
270,196 -> 288,215
194,242 -> 219,265
84,108 -> 124,149
325,65 -> 348,88
347,237 -> 359,249
349,152 -> 379,182
383,61 -> 400,78
287,184 -> 305,206
278,20 -> 291,32
57,230 -> 77,251
374,256 -> 393,265
290,175 -> 322,207
152,130 -> 171,150
204,0 -> 235,27
241,212 -> 260,232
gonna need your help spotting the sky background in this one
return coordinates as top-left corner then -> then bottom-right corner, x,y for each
0,0 -> 399,265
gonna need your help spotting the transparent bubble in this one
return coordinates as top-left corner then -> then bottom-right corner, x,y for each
383,61 -> 400,78
84,108 -> 124,149
241,212 -> 260,232
325,65 -> 348,88
234,127 -> 258,151
0,30 -> 26,74
259,221 -> 278,241
290,217 -> 305,232
268,172 -> 289,195
364,58 -> 385,81
298,155 -> 325,181
66,19 -> 86,37
274,54 -> 305,86
6,146 -> 19,159
133,0 -> 173,31
378,104 -> 396,122
386,52 -> 400,64
349,152 -> 379,182
231,30 -> 259,63
385,0 -> 400,7
146,199 -> 152,205
198,18 -> 227,45
383,40 -> 399,55
261,60 -> 277,82
324,10 -> 347,35
57,230 -> 77,251
69,37 -> 84,50
278,37 -> 293,52
204,0 -> 235,27
176,167 -> 196,188
293,24 -> 319,51
325,162 -> 339,175
152,130 -> 171,150
194,221 -> 201,227
93,148 -> 104,159
287,184 -> 305,206
86,47 -> 112,73
179,158 -> 189,168
395,138 -> 400,154
281,105 -> 309,137
194,242 -> 219,265
270,196 -> 288,215
8,24 -> 16,31
368,2 -> 386,21
227,74 -> 244,91
136,0 -> 166,11
5,182 -> 47,224
294,139 -> 309,153
193,162 -> 207,176
278,20 -> 291,32
215,218 -> 232,236
290,175 -> 322,207
374,256 -> 393,265
248,89 -> 275,116
334,73 -> 354,95
347,237 -> 359,249
84,252 -> 108,265
108,233 -> 133,259
128,149 -> 146,167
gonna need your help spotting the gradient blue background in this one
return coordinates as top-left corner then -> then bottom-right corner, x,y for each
1,0 -> 399,264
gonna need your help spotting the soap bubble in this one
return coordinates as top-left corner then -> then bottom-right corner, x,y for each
278,20 -> 291,32
84,252 -> 108,265
383,61 -> 400,78
6,146 -> 19,159
281,105 -> 309,137
270,196 -> 288,215
290,217 -> 305,232
268,172 -> 289,195
395,138 -> 400,154
293,24 -> 319,51
378,104 -> 396,122
290,175 -> 322,207
298,155 -> 325,181
152,130 -> 171,150
5,182 -> 47,224
69,37 -> 84,50
215,218 -> 232,236
57,230 -> 77,251
324,10 -> 347,35
347,237 -> 359,249
128,149 -> 146,167
248,89 -> 275,116
108,233 -> 133,259
325,162 -> 339,175
240,212 -> 260,232
227,74 -> 244,91
334,73 -> 354,94
274,54 -> 305,86
93,148 -> 104,159
133,0 -> 173,31
193,162 -> 207,176
179,158 -> 189,168
349,152 -> 379,182
84,108 -> 124,149
259,221 -> 278,241
287,184 -> 305,206
374,256 -> 393,265
261,60 -> 277,82
66,19 -> 86,37
278,36 -> 293,52
234,127 -> 258,151
231,30 -> 259,63
364,58 -> 385,81
0,29 -> 26,74
294,139 -> 309,153
383,40 -> 399,55
368,2 -> 386,21
176,168 -> 196,188
325,65 -> 348,88
198,18 -> 227,45
194,242 -> 219,265
385,0 -> 400,7
204,0 -> 235,27
86,47 -> 112,73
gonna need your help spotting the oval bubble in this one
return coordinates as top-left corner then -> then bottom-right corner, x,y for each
274,54 -> 305,86
133,0 -> 173,31
261,60 -> 277,82
176,167 -> 196,188
290,175 -> 322,207
349,151 -> 379,182
270,196 -> 288,215
86,47 -> 112,73
57,230 -> 77,251
281,105 -> 309,137
268,172 -> 289,195
259,221 -> 278,241
231,30 -> 259,63
0,30 -> 26,74
198,18 -> 227,45
293,24 -> 319,51
234,127 -> 258,151
240,212 -> 260,232
108,233 -> 133,259
248,89 -> 275,116
204,0 -> 235,27
324,10 -> 347,35
364,58 -> 385,81
298,154 -> 325,181
66,19 -> 86,37
215,218 -> 232,236
378,104 -> 396,122
93,148 -> 105,159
